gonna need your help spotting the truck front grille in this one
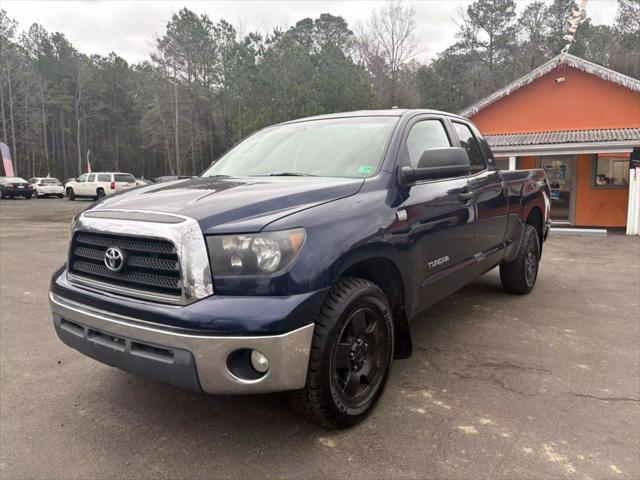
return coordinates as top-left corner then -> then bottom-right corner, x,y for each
68,232 -> 182,298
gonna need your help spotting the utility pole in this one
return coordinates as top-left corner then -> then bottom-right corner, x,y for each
6,61 -> 18,174
173,80 -> 179,175
0,79 -> 7,142
75,67 -> 83,176
238,93 -> 242,142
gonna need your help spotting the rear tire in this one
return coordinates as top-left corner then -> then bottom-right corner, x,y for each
500,224 -> 540,294
289,277 -> 394,429
66,188 -> 75,201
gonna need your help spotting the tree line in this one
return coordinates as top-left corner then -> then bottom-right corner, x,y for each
0,0 -> 638,180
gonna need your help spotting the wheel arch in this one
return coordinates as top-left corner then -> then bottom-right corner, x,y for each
338,256 -> 412,359
525,206 -> 544,252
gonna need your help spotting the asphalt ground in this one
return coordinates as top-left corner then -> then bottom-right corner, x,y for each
1,198 -> 639,480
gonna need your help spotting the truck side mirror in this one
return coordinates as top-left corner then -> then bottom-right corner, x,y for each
399,147 -> 471,185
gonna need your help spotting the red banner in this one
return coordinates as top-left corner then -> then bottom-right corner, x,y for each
1,142 -> 15,177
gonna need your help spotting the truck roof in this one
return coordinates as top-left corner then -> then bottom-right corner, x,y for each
278,109 -> 470,126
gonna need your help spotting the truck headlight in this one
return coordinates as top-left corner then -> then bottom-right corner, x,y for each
206,229 -> 306,275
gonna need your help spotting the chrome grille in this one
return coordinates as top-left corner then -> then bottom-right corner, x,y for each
69,232 -> 182,297
82,210 -> 186,224
74,233 -> 175,254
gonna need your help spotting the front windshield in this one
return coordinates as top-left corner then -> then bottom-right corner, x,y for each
203,116 -> 399,179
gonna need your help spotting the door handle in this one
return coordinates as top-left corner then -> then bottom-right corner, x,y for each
458,189 -> 475,202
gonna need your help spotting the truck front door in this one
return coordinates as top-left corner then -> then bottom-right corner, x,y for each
396,116 -> 475,314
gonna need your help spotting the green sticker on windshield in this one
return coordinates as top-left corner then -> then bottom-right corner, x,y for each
358,165 -> 374,175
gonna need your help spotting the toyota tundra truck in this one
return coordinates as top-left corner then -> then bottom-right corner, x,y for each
50,109 -> 550,428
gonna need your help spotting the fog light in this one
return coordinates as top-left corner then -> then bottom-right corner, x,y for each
250,350 -> 270,373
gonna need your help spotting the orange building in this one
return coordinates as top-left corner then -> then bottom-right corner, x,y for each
461,54 -> 640,228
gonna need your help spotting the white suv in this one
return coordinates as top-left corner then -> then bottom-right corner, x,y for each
65,172 -> 137,201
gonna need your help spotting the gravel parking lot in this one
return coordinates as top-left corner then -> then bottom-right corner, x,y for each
1,198 -> 639,480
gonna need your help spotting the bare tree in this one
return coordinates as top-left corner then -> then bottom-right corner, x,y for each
358,0 -> 419,106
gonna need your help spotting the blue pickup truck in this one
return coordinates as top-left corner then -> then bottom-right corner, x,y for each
50,109 -> 550,428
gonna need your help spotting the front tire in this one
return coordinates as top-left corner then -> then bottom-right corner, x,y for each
500,224 -> 540,294
66,188 -> 75,201
289,277 -> 394,428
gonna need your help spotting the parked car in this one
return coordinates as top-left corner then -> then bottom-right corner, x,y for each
135,178 -> 154,187
50,109 -> 550,428
29,177 -> 64,198
64,172 -> 137,200
0,177 -> 34,199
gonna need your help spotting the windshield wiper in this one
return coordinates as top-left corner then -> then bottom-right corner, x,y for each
254,172 -> 317,177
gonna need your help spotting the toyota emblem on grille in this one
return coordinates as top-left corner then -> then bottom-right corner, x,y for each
104,247 -> 125,272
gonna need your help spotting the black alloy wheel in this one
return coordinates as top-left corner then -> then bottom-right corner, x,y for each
524,240 -> 539,288
500,224 -> 540,294
290,277 -> 394,428
332,305 -> 390,411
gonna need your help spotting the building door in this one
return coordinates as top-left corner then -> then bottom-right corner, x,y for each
539,156 -> 576,224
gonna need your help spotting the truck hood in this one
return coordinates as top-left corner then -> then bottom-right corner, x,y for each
91,176 -> 364,233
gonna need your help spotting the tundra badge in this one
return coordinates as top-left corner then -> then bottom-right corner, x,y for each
427,256 -> 450,269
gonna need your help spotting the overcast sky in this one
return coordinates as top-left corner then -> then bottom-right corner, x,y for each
3,0 -> 619,64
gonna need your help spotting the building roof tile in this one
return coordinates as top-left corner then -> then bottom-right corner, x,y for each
485,128 -> 640,147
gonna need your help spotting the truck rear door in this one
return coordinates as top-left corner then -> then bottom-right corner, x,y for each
450,120 -> 508,268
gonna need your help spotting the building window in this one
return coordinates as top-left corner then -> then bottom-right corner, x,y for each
593,155 -> 630,188
496,158 -> 510,171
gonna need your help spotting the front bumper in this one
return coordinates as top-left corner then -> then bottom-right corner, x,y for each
50,292 -> 314,394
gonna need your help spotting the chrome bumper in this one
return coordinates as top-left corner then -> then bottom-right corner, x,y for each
50,292 -> 314,394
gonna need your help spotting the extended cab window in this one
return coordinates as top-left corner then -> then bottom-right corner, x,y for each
404,119 -> 451,168
452,122 -> 486,173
